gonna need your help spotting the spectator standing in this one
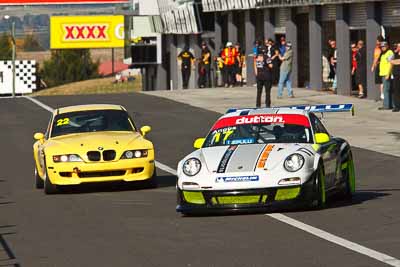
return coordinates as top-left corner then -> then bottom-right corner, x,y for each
351,43 -> 358,86
221,42 -> 237,87
328,40 -> 337,92
198,41 -> 211,88
378,41 -> 394,110
279,36 -> 287,56
390,43 -> 400,112
270,39 -> 281,84
371,35 -> 385,100
355,40 -> 366,98
177,45 -> 195,89
234,43 -> 244,86
254,52 -> 273,107
277,41 -> 294,98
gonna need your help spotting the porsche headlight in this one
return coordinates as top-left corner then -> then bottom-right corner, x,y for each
121,150 -> 148,159
283,153 -> 305,172
53,154 -> 83,163
182,158 -> 202,176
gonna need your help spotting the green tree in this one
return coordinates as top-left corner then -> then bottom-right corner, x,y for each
23,34 -> 43,52
42,49 -> 99,87
0,32 -> 12,60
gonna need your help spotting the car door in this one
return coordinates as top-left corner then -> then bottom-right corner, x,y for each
309,113 -> 339,189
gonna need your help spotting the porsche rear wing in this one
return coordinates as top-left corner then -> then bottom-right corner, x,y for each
226,104 -> 355,116
284,104 -> 355,116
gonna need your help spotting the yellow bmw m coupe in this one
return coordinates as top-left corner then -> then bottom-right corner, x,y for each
33,104 -> 156,194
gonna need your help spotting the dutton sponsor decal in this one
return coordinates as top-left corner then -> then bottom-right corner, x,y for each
50,16 -> 124,49
236,115 -> 284,125
212,114 -> 311,130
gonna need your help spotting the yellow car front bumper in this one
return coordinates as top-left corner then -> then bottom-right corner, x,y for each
45,158 -> 155,185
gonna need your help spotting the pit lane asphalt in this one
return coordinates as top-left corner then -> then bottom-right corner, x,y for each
0,93 -> 399,267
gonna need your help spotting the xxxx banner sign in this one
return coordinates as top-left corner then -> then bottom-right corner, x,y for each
50,15 -> 125,49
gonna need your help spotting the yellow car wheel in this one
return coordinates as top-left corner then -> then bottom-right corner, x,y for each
35,167 -> 44,189
43,160 -> 59,195
143,169 -> 158,189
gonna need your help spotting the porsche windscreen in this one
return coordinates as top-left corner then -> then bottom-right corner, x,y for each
51,110 -> 135,137
204,114 -> 312,147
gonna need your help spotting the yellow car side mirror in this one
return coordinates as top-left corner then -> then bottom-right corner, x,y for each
193,138 -> 205,149
140,126 -> 152,136
315,133 -> 330,144
34,132 -> 45,144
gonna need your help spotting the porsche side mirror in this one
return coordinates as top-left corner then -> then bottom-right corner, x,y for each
140,126 -> 152,136
315,133 -> 330,144
193,138 -> 205,149
34,132 -> 45,144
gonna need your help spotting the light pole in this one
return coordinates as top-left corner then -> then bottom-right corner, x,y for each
4,15 -> 16,98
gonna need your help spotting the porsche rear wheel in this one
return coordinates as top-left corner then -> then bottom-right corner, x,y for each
342,152 -> 355,199
35,167 -> 44,189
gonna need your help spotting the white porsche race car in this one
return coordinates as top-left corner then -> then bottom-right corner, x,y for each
176,104 -> 356,215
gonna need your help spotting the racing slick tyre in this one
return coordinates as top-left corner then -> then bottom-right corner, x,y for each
310,163 -> 326,209
341,152 -> 356,200
35,167 -> 44,189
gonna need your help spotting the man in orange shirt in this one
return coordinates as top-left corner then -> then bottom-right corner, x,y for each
221,42 -> 237,87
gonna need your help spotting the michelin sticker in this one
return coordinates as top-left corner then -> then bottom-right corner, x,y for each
216,175 -> 259,183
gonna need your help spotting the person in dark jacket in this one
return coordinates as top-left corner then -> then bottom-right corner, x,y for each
198,41 -> 211,88
177,45 -> 195,89
254,52 -> 273,108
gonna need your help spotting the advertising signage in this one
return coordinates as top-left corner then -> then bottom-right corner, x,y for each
50,15 -> 125,49
1,0 -> 128,5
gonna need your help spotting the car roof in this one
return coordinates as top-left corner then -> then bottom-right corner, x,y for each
55,104 -> 126,115
221,108 -> 309,119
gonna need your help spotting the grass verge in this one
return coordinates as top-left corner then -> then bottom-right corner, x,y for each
32,76 -> 142,96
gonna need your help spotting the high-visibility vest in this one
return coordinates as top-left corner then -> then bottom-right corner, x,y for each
222,48 -> 236,65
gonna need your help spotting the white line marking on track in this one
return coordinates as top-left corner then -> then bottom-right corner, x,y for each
25,96 -> 400,267
156,161 -> 177,176
267,213 -> 400,267
23,96 -> 54,112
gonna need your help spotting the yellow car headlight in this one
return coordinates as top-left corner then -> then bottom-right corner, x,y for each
53,154 -> 83,163
121,150 -> 148,159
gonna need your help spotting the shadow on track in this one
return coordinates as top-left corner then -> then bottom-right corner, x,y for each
0,197 -> 14,206
52,174 -> 177,195
178,190 -> 391,218
0,226 -> 19,267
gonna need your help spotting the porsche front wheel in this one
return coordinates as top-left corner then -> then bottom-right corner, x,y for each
311,164 -> 326,209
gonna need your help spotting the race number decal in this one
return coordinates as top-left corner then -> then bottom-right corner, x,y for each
56,118 -> 70,126
211,127 -> 236,145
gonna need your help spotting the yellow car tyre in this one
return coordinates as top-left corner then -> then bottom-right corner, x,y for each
143,169 -> 158,189
43,160 -> 59,195
35,167 -> 44,189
